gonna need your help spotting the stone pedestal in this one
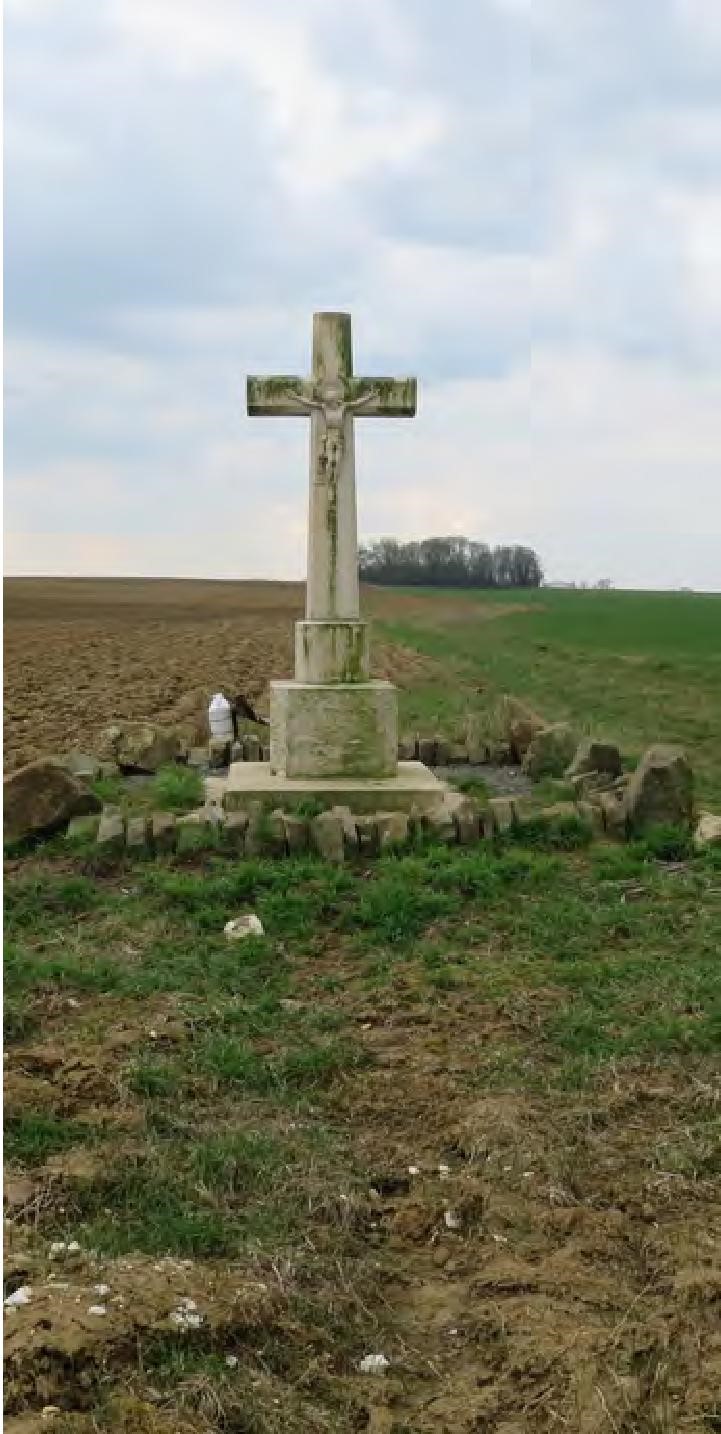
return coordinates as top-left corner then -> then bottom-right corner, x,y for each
295,620 -> 369,684
270,679 -> 397,778
220,760 -> 451,814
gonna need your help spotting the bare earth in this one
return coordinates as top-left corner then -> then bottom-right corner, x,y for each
3,578 -> 440,771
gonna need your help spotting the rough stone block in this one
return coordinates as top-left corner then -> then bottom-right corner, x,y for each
311,811 -> 345,862
624,745 -> 693,833
496,694 -> 547,762
151,811 -> 177,852
453,800 -> 481,845
126,815 -> 150,852
375,810 -> 409,851
283,813 -> 310,855
566,738 -> 623,780
424,806 -> 456,845
434,737 -> 451,766
96,809 -> 125,854
222,811 -> 249,852
61,750 -> 102,781
4,759 -> 101,845
230,741 -> 245,764
208,737 -> 231,770
448,744 -> 469,765
65,813 -> 101,844
331,805 -> 359,857
188,747 -> 209,769
599,790 -> 628,836
355,814 -> 380,856
522,724 -> 578,779
488,797 -> 515,834
243,735 -> 261,762
694,811 -> 721,851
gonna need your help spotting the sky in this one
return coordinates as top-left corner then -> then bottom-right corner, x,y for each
4,0 -> 721,590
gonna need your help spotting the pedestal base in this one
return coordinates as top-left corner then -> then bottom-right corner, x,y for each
270,679 -> 397,778
219,761 -> 452,814
295,620 -> 369,683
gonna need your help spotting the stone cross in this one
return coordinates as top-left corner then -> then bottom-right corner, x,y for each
247,311 -> 416,623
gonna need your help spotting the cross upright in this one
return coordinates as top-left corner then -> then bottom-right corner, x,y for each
247,311 -> 416,625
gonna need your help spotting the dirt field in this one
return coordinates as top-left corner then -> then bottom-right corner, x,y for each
3,579 -> 442,771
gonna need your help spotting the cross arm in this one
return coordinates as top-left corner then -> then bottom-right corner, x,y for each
246,376 -> 314,416
347,376 -> 417,417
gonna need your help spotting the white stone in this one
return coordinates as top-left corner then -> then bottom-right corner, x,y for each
358,1353 -> 390,1376
5,1286 -> 32,1307
224,914 -> 264,941
694,811 -> 721,850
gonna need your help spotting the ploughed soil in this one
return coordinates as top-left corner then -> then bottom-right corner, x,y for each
3,578 -> 443,772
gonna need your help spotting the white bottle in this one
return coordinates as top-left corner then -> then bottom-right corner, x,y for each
208,692 -> 234,742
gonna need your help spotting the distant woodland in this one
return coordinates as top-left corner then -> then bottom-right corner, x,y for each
359,536 -> 543,588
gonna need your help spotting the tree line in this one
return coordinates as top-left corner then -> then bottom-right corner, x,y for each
359,536 -> 543,588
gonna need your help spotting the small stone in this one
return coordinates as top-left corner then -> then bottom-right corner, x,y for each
311,811 -> 345,863
97,721 -> 188,773
418,737 -> 436,766
488,796 -> 515,834
522,723 -> 578,779
225,1354 -> 239,1368
624,745 -> 693,833
87,1304 -> 107,1316
65,813 -> 101,843
282,813 -> 309,855
4,759 -> 101,844
5,1285 -> 32,1307
444,1209 -> 462,1230
261,744 -> 271,763
96,809 -> 125,854
452,798 -> 481,845
93,1283 -> 111,1296
208,737 -> 231,769
424,805 -> 456,844
397,735 -> 417,761
230,741 -> 244,763
224,914 -> 265,941
356,815 -> 379,856
151,811 -> 177,852
331,805 -> 359,856
434,737 -> 450,766
358,1353 -> 390,1376
61,750 -> 101,781
375,810 -> 409,851
566,737 -> 622,779
694,812 -> 721,851
243,735 -> 261,762
599,790 -> 627,836
448,743 -> 469,764
222,811 -> 249,852
187,746 -> 208,769
126,815 -> 150,852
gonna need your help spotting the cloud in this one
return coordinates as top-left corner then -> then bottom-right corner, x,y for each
4,0 -> 721,590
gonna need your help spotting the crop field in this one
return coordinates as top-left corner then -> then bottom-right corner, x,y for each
4,578 -> 721,1433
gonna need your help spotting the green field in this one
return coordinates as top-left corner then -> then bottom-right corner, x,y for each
5,583 -> 721,1433
375,586 -> 721,805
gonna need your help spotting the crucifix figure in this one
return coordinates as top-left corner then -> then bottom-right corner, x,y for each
247,311 -> 416,624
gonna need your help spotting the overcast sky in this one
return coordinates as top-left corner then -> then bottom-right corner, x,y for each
5,0 -> 721,589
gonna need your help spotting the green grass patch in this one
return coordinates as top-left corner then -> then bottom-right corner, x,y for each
151,763 -> 205,811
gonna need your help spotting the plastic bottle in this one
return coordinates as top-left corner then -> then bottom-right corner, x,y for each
208,692 -> 234,742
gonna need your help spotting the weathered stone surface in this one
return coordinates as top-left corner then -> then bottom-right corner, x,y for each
61,750 -> 102,781
453,798 -> 481,845
310,811 -> 345,862
624,745 -> 693,833
418,737 -> 436,767
356,814 -> 380,855
488,796 -> 515,834
243,735 -> 261,762
488,740 -> 514,766
375,810 -> 409,850
65,813 -> 101,843
599,790 -> 627,836
522,724 -> 578,779
151,812 -> 177,852
566,738 -> 622,780
4,759 -> 101,844
331,805 -> 359,856
208,737 -> 231,770
188,747 -> 209,770
230,741 -> 245,764
270,679 -> 397,779
424,805 -> 456,844
97,722 -> 188,774
496,695 -> 547,762
245,806 -> 286,857
177,804 -> 224,827
569,770 -> 615,798
434,737 -> 451,767
694,811 -> 721,851
222,811 -> 249,852
448,743 -> 469,765
126,816 -> 150,851
282,813 -> 309,855
96,808 -> 125,853
295,619 -> 370,683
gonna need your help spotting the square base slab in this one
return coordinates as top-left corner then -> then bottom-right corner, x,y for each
270,678 -> 397,779
217,761 -> 452,815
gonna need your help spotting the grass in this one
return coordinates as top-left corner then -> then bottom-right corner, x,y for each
373,585 -> 721,805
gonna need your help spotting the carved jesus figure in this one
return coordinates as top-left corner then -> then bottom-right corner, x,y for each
283,382 -> 379,485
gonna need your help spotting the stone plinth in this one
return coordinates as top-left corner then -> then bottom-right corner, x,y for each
295,620 -> 369,684
220,760 -> 451,814
270,679 -> 397,778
